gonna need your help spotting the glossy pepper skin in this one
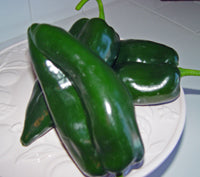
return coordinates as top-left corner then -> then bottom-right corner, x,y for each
29,23 -> 144,174
20,80 -> 53,146
115,39 -> 179,66
70,17 -> 120,66
21,17 -> 120,145
20,19 -> 88,145
77,17 -> 120,66
114,62 -> 180,105
28,35 -> 106,176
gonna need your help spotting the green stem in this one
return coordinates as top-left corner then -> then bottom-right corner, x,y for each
179,67 -> 200,77
75,0 -> 89,10
75,0 -> 105,20
96,0 -> 105,20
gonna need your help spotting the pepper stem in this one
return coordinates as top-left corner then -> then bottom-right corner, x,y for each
75,0 -> 105,20
179,67 -> 200,77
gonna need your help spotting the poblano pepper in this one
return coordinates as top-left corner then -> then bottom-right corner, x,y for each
20,80 -> 53,146
115,62 -> 200,105
115,39 -> 179,66
77,17 -> 119,66
74,0 -> 120,66
21,0 -> 120,146
21,18 -> 90,145
68,18 -> 89,38
28,36 -> 106,176
71,3 -> 120,65
29,23 -> 144,175
113,39 -> 200,105
114,62 -> 180,105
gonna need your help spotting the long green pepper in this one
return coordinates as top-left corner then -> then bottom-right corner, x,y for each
29,22 -> 144,175
21,0 -> 120,146
28,36 -> 107,176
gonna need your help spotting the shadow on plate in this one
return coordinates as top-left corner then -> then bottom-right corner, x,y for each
183,88 -> 200,95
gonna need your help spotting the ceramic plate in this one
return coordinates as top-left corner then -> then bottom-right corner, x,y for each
0,40 -> 186,177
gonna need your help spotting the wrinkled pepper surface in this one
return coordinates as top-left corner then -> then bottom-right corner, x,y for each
28,23 -> 144,176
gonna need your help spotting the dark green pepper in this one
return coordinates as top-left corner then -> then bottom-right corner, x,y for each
29,23 -> 144,175
112,39 -> 200,105
68,18 -> 89,38
114,62 -> 200,105
115,39 -> 179,66
73,0 -> 120,66
77,17 -> 120,66
20,18 -> 89,146
21,0 -> 120,145
28,35 -> 106,176
114,62 -> 180,105
20,80 -> 53,146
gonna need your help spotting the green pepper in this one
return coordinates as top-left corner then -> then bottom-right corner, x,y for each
115,39 -> 179,66
77,17 -> 120,66
114,62 -> 180,105
114,62 -> 200,105
73,0 -> 120,66
29,23 -> 144,175
28,36 -> 106,176
112,39 -> 200,105
20,18 -> 89,146
20,80 -> 53,146
68,18 -> 89,38
21,0 -> 120,145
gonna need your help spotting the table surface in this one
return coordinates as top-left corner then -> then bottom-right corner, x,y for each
1,0 -> 200,177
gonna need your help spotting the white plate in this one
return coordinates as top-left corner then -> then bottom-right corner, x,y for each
0,40 -> 186,177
